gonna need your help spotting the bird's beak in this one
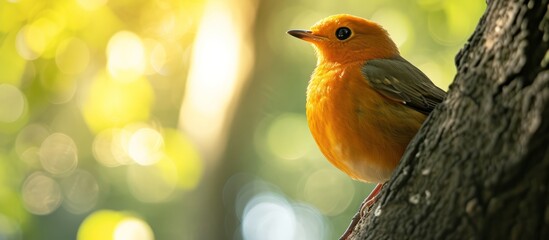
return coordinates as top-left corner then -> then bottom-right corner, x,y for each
287,30 -> 327,42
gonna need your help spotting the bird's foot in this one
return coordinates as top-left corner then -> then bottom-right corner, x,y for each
338,183 -> 384,240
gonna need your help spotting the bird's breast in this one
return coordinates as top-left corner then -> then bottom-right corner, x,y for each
306,63 -> 425,183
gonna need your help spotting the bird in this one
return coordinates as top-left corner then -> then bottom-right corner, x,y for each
287,14 -> 446,239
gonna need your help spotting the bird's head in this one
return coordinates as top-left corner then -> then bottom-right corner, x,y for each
288,14 -> 399,64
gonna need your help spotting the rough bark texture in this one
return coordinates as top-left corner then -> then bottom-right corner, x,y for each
349,0 -> 549,239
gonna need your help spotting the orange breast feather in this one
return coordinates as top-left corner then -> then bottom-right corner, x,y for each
306,62 -> 426,183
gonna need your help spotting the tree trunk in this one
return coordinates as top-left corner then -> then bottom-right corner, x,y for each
349,0 -> 549,239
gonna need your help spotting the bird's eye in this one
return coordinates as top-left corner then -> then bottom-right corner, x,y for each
335,27 -> 352,40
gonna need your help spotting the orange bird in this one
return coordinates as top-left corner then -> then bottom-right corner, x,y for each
288,14 -> 446,239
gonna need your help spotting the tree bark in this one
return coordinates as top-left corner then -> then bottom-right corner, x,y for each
349,0 -> 549,239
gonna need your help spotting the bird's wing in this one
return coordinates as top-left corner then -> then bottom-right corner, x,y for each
361,56 -> 447,114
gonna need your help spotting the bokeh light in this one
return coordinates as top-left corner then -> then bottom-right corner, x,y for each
22,172 -> 62,215
18,12 -> 65,59
78,210 -> 154,240
78,210 -> 124,240
0,0 -> 485,239
241,189 -> 329,240
128,127 -> 164,166
92,128 -> 130,167
113,218 -> 155,240
107,31 -> 146,83
15,124 -> 49,167
292,203 -> 330,240
82,71 -> 153,132
0,214 -> 22,240
60,169 -> 99,214
300,168 -> 355,216
263,113 -> 313,161
0,84 -> 26,123
242,192 -> 296,240
39,133 -> 78,176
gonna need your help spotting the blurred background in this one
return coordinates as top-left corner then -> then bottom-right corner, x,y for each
0,0 -> 484,239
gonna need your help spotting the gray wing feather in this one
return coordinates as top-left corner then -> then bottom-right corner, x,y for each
361,56 -> 446,114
